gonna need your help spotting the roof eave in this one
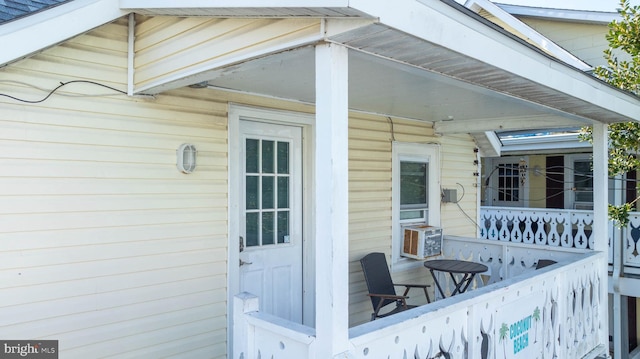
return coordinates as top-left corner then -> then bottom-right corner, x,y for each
118,0 -> 371,17
464,0 -> 591,71
0,0 -> 125,67
495,3 -> 620,24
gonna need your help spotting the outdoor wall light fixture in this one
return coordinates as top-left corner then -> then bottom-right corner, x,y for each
177,143 -> 197,174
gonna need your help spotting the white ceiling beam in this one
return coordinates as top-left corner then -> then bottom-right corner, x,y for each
0,0 -> 125,67
434,115 -> 590,135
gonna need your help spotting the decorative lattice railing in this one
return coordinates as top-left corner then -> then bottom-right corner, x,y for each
234,236 -> 606,359
480,206 -> 640,274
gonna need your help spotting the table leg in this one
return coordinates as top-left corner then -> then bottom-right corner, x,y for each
430,269 -> 447,299
449,273 -> 477,296
459,273 -> 477,293
448,272 -> 465,295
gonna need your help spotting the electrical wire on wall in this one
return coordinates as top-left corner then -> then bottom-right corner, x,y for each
387,117 -> 396,142
0,80 -> 154,103
442,182 -> 481,231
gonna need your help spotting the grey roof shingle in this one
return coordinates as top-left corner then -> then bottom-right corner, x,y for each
0,0 -> 72,24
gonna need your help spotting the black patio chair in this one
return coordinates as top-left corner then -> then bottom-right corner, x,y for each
535,259 -> 557,269
360,252 -> 431,321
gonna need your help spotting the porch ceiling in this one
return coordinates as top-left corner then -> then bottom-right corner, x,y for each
206,45 -> 587,132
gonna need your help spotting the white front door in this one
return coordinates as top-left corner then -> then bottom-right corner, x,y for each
238,120 -> 303,323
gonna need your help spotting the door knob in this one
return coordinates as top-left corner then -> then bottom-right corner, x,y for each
239,259 -> 252,266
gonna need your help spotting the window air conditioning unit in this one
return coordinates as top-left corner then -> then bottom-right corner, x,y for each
401,224 -> 443,260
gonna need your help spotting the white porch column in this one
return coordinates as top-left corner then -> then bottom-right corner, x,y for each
314,42 -> 350,358
593,123 -> 612,357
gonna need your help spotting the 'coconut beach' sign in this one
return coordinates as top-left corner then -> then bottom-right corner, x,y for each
496,292 -> 544,359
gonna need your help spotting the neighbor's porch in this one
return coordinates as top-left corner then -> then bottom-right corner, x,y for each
234,235 -> 607,358
480,206 -> 640,359
480,206 -> 640,276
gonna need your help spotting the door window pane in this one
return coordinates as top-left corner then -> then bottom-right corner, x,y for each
278,141 -> 289,174
278,177 -> 289,208
262,212 -> 275,245
246,212 -> 259,247
278,211 -> 289,243
246,176 -> 259,210
246,139 -> 259,173
245,137 -> 294,248
262,140 -> 274,174
262,176 -> 274,209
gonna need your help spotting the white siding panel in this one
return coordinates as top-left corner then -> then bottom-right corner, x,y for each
440,134 -> 479,237
347,115 -> 478,326
134,16 -> 322,89
0,18 -> 229,358
519,18 -> 611,67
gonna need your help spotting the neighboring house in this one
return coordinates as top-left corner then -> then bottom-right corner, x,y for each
469,0 -> 630,211
466,1 -> 640,357
1,0 -> 638,358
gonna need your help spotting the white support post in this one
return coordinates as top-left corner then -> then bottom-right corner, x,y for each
233,293 -> 259,359
613,188 -> 629,359
314,42 -> 350,358
127,13 -> 135,96
593,123 -> 612,358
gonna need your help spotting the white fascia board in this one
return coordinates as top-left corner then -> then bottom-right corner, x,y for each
500,141 -> 591,153
465,0 -> 591,71
348,0 -> 640,124
484,131 -> 502,157
434,115 -> 590,134
500,134 -> 592,153
0,0 -> 125,67
496,4 -> 620,24
120,0 -> 349,10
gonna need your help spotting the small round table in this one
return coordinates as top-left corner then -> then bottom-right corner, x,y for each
423,259 -> 488,298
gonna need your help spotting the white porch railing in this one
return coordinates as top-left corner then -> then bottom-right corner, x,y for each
479,206 -> 595,249
623,212 -> 640,274
481,206 -> 640,275
233,236 -> 607,359
233,293 -> 316,359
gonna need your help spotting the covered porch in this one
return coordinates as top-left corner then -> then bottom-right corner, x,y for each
119,1 -> 638,358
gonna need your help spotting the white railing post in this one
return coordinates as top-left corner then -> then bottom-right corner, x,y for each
233,293 -> 260,359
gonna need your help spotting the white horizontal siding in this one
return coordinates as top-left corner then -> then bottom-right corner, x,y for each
347,115 -> 478,326
440,133 -> 479,237
348,113 -> 393,326
0,17 -> 229,359
518,18 -> 611,67
134,16 -> 322,90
